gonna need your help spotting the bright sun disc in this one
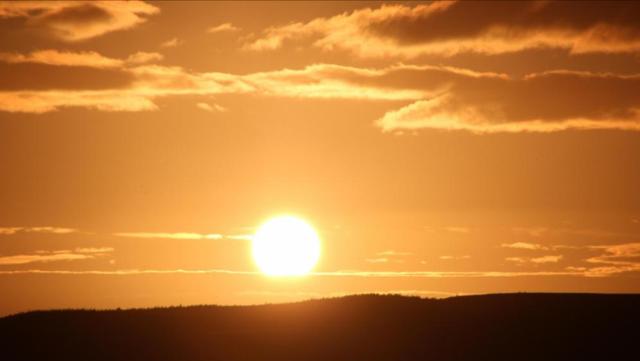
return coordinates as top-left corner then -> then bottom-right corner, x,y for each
252,216 -> 321,276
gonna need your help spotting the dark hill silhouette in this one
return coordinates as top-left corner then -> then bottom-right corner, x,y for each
1,293 -> 638,361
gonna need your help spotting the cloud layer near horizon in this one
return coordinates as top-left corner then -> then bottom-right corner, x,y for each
113,232 -> 252,241
0,223 -> 637,278
0,247 -> 112,265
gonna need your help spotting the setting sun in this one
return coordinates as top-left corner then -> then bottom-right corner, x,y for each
1,2 -> 639,359
251,216 -> 321,276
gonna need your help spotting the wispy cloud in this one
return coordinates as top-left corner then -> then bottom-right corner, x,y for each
584,243 -> 640,276
0,50 -> 122,68
126,52 -> 163,65
0,247 -> 112,266
2,60 -> 639,134
531,255 -> 563,264
160,37 -> 182,48
3,258 -> 637,278
501,242 -> 549,251
0,227 -> 22,235
500,241 -> 640,276
439,255 -> 471,260
207,22 -> 240,34
0,226 -> 77,235
0,1 -> 159,41
196,102 -> 227,112
367,250 -> 412,263
245,2 -> 640,57
0,268 -> 255,276
314,270 -> 575,278
375,69 -> 640,133
365,257 -> 393,264
0,62 -> 422,114
506,257 -> 526,263
0,50 -> 162,68
506,255 -> 563,264
73,247 -> 114,254
113,232 -> 252,241
0,268 -> 580,278
376,250 -> 412,257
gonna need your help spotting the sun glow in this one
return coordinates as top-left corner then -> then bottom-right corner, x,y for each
252,216 -> 321,276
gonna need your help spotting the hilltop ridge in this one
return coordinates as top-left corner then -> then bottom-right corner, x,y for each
1,293 -> 638,361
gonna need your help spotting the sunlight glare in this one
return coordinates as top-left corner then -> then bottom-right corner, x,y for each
252,216 -> 321,276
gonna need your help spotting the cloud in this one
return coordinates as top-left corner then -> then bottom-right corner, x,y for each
513,226 -> 631,240
113,232 -> 252,241
0,63 -> 493,113
207,22 -> 240,34
73,247 -> 114,254
2,60 -> 639,134
0,268 -> 255,276
531,255 -> 563,264
439,255 -> 471,260
245,1 -> 640,58
0,253 -> 90,265
0,1 -> 159,41
0,49 -> 162,68
2,243 -> 637,278
565,266 -> 587,272
242,64 -> 430,100
308,269 -> 576,278
160,37 -> 182,48
196,102 -> 227,112
375,70 -> 640,133
367,250 -> 412,263
0,62 -> 423,114
126,51 -> 163,64
506,255 -> 563,264
0,247 -> 112,266
584,243 -> 640,276
500,242 -> 640,276
0,90 -> 156,113
506,257 -> 527,263
0,226 -> 77,235
114,232 -> 224,240
501,242 -> 548,250
0,227 -> 22,235
376,250 -> 412,257
0,268 -> 581,278
27,226 -> 77,234
0,50 -> 123,68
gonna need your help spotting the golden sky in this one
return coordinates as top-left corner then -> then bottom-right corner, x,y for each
1,1 -> 640,316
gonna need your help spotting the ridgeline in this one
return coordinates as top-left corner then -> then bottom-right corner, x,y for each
1,293 -> 638,361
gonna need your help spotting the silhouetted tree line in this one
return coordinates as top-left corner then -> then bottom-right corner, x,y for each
1,293 -> 638,361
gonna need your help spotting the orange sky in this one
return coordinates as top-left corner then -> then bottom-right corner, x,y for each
1,1 -> 640,316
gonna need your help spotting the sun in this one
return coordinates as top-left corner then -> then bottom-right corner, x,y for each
251,215 -> 321,276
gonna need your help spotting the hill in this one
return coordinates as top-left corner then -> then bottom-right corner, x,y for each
1,293 -> 638,361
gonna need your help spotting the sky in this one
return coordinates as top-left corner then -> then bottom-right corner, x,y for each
1,0 -> 640,316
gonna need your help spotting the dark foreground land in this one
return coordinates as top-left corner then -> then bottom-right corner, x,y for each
1,293 -> 638,361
